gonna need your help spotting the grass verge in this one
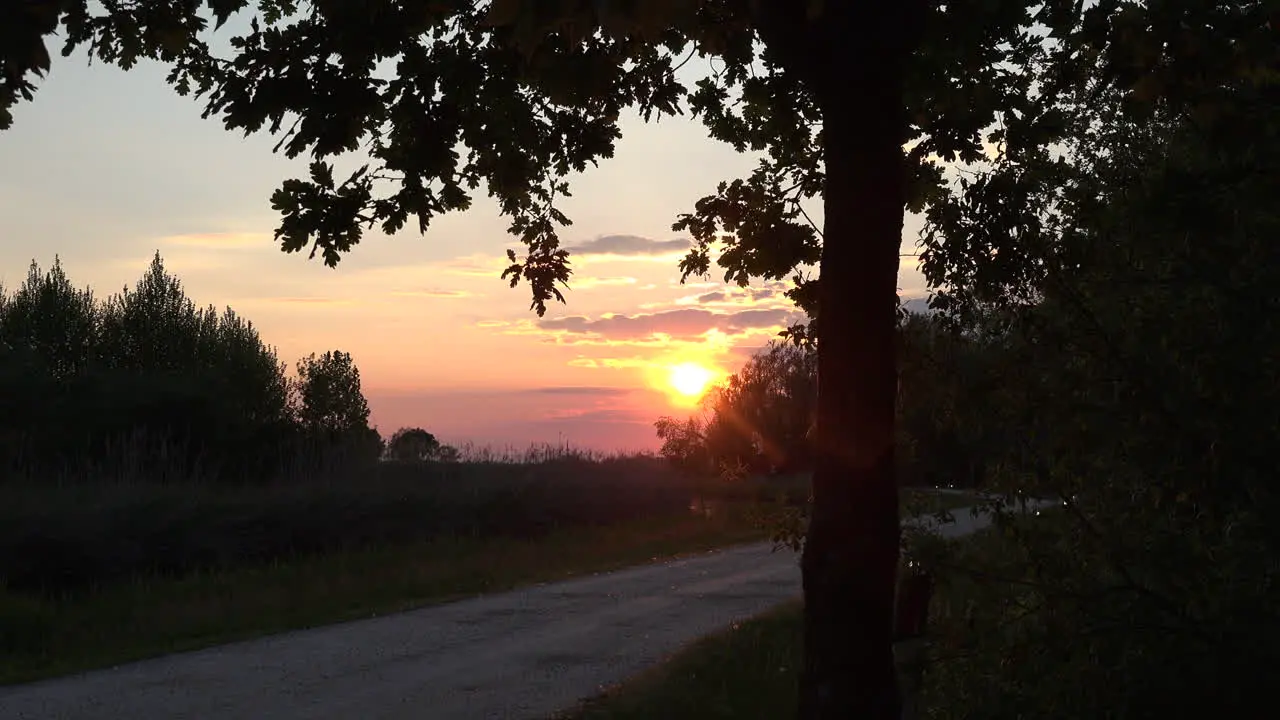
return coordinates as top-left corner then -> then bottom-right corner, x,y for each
0,488 -> 978,687
557,502 -> 1004,720
0,509 -> 764,686
559,601 -> 805,720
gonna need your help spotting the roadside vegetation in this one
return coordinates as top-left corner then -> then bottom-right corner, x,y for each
0,465 -> 960,685
0,507 -> 768,685
559,600 -> 805,720
564,3 -> 1280,714
556,519 -> 1033,720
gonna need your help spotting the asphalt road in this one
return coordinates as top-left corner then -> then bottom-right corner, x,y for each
0,505 -> 1018,720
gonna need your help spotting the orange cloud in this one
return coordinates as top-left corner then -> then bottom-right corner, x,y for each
543,336 -> 676,348
673,285 -> 787,307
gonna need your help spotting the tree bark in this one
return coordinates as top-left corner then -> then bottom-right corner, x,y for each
799,2 -> 920,718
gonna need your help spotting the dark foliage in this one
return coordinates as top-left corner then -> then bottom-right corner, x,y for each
0,454 -> 696,596
385,426 -> 460,462
656,323 -> 996,491
911,3 -> 1280,715
0,254 -> 381,487
657,341 -> 816,478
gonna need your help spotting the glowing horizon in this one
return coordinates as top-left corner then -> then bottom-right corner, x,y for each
0,49 -> 933,452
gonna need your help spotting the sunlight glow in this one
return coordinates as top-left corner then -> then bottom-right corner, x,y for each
668,362 -> 716,399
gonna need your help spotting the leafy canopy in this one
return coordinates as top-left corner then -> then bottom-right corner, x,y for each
294,349 -> 372,436
4,0 -> 1078,318
908,1 -> 1280,714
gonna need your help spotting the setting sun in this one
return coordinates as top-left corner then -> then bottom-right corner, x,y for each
668,362 -> 716,399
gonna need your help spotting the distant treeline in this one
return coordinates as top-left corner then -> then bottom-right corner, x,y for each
0,254 -> 382,485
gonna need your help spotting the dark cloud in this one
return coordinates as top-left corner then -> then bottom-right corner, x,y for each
539,308 -> 799,340
725,308 -> 799,331
689,287 -> 778,305
566,234 -> 692,256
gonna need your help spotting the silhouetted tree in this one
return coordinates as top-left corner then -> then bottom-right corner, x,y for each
0,254 -> 357,484
293,350 -> 370,432
6,2 -> 1100,714
0,258 -> 96,379
292,349 -> 383,468
895,312 -> 998,490
715,342 -> 818,474
386,427 -> 441,462
654,415 -> 712,476
658,341 -> 817,476
913,3 -> 1279,714
94,255 -> 295,474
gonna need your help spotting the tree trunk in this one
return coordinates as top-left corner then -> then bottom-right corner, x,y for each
799,2 -> 919,718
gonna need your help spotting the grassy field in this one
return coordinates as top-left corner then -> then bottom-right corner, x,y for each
0,454 -> 702,596
0,507 -> 766,685
0,459 -> 976,687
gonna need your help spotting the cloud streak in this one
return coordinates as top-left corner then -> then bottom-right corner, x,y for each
566,234 -> 691,257
539,307 -> 799,340
677,286 -> 785,307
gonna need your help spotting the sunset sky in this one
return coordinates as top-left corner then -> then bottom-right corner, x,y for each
0,45 -> 931,451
